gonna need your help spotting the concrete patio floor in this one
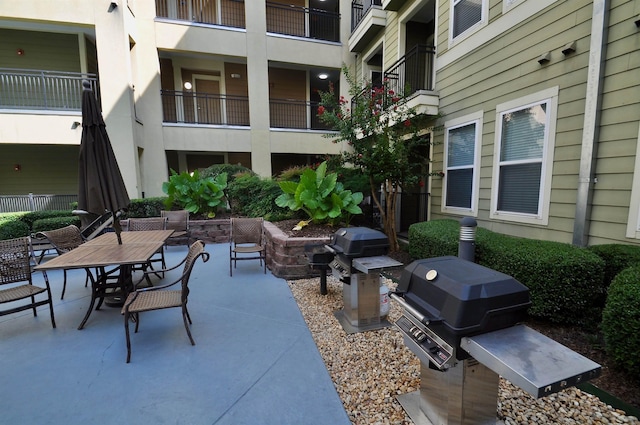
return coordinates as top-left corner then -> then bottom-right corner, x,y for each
0,242 -> 351,425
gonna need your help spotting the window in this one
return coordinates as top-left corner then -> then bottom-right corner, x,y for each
443,112 -> 482,214
452,0 -> 484,39
490,87 -> 558,225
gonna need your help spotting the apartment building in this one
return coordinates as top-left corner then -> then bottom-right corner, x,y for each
349,0 -> 639,246
2,0 -> 640,248
0,0 -> 353,199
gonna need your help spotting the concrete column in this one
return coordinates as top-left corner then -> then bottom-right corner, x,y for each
245,2 -> 272,177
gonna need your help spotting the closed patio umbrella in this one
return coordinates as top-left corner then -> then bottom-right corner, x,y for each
77,80 -> 130,244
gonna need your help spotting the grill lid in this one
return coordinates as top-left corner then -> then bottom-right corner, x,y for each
328,227 -> 389,257
396,256 -> 531,337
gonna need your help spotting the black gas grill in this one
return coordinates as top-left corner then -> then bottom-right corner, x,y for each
305,227 -> 401,333
390,256 -> 602,425
391,256 -> 531,368
326,227 -> 391,282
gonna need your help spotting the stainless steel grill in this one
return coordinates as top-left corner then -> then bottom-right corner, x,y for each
308,227 -> 401,333
391,256 -> 602,425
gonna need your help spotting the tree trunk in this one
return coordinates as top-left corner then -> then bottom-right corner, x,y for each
369,178 -> 400,252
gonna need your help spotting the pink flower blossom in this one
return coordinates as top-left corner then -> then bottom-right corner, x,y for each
317,105 -> 325,115
404,119 -> 411,127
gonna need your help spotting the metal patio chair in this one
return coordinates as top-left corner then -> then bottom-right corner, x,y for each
161,210 -> 191,248
127,217 -> 169,282
121,240 -> 209,363
38,225 -> 92,300
0,237 -> 56,328
229,217 -> 266,276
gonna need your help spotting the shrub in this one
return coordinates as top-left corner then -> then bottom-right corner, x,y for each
407,219 -> 459,259
408,219 -> 606,327
32,216 -> 81,233
0,220 -> 30,240
125,197 -> 167,218
602,265 -> 640,376
227,174 -> 293,221
588,244 -> 640,286
19,210 -> 75,230
162,169 -> 228,217
200,163 -> 254,182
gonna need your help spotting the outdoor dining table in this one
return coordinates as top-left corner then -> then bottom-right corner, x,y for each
35,229 -> 174,330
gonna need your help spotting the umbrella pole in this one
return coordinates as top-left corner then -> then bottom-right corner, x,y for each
112,212 -> 124,245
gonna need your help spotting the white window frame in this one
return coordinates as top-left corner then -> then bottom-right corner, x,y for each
625,123 -> 640,238
442,111 -> 483,216
449,0 -> 488,46
490,86 -> 558,225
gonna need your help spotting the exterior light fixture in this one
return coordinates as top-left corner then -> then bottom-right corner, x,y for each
14,164 -> 21,172
108,2 -> 118,12
231,73 -> 241,79
318,73 -> 329,80
71,121 -> 81,129
183,81 -> 192,90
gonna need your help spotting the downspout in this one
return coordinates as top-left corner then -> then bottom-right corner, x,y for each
572,0 -> 610,247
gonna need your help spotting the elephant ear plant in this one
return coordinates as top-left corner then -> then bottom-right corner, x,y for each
275,161 -> 363,226
162,169 -> 228,218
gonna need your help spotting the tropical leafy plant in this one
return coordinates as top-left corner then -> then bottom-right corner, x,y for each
275,161 -> 363,225
162,169 -> 228,218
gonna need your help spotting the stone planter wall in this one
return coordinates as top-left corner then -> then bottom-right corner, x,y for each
263,221 -> 331,279
156,218 -> 328,280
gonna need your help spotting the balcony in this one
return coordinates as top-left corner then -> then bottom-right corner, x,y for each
161,90 -> 250,126
155,0 -> 246,29
383,44 -> 438,116
0,68 -> 98,111
381,0 -> 404,11
269,99 -> 332,130
266,2 -> 340,42
349,0 -> 385,52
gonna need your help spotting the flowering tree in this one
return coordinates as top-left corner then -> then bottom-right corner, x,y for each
317,67 -> 433,251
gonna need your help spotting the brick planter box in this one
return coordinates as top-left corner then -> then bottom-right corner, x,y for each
263,221 -> 331,280
155,218 -> 329,280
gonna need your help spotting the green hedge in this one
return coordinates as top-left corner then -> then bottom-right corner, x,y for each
408,220 -> 605,327
32,216 -> 81,233
0,220 -> 30,240
226,174 -> 294,221
125,197 -> 166,218
587,244 -> 640,286
18,210 -> 75,230
602,265 -> 640,376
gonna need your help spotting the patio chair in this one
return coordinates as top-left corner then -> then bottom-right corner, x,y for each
127,217 -> 168,282
229,217 -> 266,276
38,225 -> 92,300
0,237 -> 56,328
122,240 -> 209,363
161,210 -> 191,249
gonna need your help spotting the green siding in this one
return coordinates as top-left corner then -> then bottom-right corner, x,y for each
0,29 -> 81,72
0,144 -> 79,195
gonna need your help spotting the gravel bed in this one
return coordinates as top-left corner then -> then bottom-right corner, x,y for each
287,274 -> 640,425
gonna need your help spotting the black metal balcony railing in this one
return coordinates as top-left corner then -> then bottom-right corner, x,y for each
269,99 -> 332,130
383,44 -> 436,97
351,0 -> 382,31
161,90 -> 250,126
0,69 -> 98,111
266,2 -> 340,42
155,0 -> 246,29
